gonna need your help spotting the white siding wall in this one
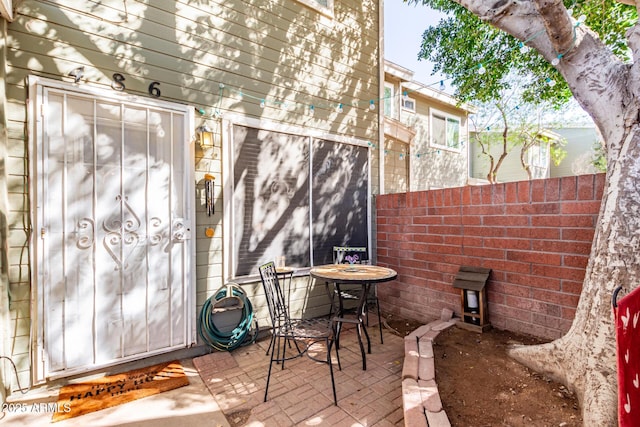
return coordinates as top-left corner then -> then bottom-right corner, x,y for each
550,127 -> 600,178
471,127 -> 600,183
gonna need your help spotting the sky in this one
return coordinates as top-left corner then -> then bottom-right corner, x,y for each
384,0 -> 448,90
383,1 -> 594,125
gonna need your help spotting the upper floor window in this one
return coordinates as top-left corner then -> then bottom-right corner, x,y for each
295,0 -> 333,16
430,108 -> 461,152
401,96 -> 416,113
528,143 -> 550,179
383,82 -> 395,119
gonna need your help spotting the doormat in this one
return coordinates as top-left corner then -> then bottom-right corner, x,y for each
52,360 -> 189,422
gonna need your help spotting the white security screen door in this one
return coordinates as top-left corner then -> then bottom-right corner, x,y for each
30,78 -> 195,381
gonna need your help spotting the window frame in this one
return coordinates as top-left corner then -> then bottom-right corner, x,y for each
222,115 -> 372,282
401,96 -> 416,113
294,0 -> 334,17
430,108 -> 462,152
0,0 -> 13,21
383,82 -> 395,119
527,142 -> 550,179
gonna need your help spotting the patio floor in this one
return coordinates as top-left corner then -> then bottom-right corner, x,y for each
194,321 -> 406,427
2,319 -> 405,427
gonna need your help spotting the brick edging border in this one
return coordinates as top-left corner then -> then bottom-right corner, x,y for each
401,314 -> 457,427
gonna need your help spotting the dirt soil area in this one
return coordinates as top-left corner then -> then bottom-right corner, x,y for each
385,315 -> 583,427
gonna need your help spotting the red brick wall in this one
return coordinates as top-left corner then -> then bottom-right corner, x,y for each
375,174 -> 605,339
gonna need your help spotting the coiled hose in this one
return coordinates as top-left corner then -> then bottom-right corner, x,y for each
198,284 -> 256,351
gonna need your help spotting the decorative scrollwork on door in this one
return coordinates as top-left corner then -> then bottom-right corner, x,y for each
102,195 -> 145,271
172,218 -> 190,241
149,217 -> 163,245
76,218 -> 95,249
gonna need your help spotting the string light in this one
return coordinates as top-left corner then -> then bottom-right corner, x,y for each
213,83 -> 225,117
519,42 -> 529,54
477,64 -> 487,75
412,146 -> 454,159
259,99 -> 265,108
369,100 -> 376,110
337,103 -> 343,113
475,101 -> 542,140
309,104 -> 315,115
439,80 -> 446,91
546,77 -> 556,87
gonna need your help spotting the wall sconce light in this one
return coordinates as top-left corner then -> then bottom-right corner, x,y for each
197,124 -> 214,148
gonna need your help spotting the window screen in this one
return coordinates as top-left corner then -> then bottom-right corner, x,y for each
311,139 -> 369,265
233,126 -> 311,276
431,110 -> 461,151
231,125 -> 369,277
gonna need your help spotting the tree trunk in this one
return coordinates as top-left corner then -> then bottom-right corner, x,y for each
440,0 -> 640,427
473,134 -> 496,183
510,126 -> 640,425
446,1 -> 640,424
519,146 -> 532,180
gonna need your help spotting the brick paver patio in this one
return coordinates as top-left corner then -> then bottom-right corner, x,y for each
194,322 -> 406,426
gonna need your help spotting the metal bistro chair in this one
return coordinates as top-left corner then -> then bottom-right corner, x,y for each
259,262 -> 341,405
264,267 -> 294,357
332,246 -> 383,344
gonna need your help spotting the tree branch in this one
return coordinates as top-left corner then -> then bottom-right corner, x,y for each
494,104 -> 509,180
533,0 -> 578,57
455,0 -> 630,153
625,22 -> 640,126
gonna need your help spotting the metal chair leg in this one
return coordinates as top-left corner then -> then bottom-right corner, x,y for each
264,342 -> 277,402
266,330 -> 275,355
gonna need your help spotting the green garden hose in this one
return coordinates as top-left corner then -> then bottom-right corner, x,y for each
198,284 -> 256,351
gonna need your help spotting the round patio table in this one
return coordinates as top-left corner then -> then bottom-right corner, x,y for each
310,264 -> 397,370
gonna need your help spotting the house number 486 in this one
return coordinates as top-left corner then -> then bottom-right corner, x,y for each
111,73 -> 161,98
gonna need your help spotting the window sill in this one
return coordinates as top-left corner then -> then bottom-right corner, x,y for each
295,0 -> 334,18
430,144 -> 463,154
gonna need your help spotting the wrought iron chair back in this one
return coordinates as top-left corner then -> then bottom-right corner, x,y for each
259,261 -> 341,405
332,246 -> 368,265
260,261 -> 290,330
